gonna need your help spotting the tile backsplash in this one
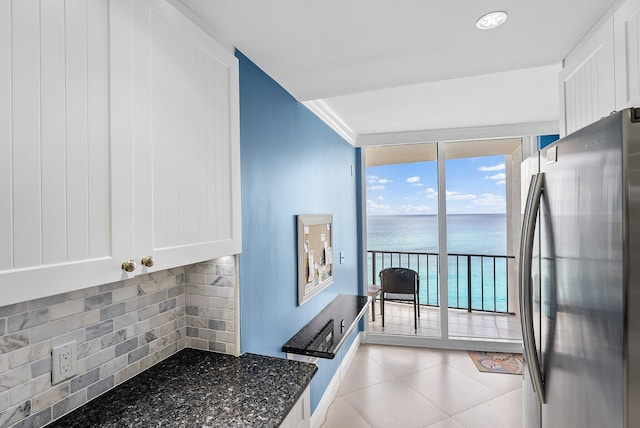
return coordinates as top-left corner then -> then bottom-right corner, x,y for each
185,257 -> 238,355
0,256 -> 238,428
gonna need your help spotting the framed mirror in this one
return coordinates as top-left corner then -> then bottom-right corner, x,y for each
297,214 -> 333,305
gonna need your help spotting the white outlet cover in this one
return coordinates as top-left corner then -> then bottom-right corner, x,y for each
52,340 -> 77,384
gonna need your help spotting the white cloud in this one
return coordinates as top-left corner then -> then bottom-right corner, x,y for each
446,190 -> 476,201
478,163 -> 505,172
399,204 -> 434,214
406,176 -> 420,183
424,187 -> 437,198
485,173 -> 506,181
496,180 -> 506,185
369,185 -> 385,190
473,193 -> 506,210
366,199 -> 389,212
368,175 -> 393,185
378,196 -> 384,200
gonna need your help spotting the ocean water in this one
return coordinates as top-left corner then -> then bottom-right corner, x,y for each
367,214 -> 511,312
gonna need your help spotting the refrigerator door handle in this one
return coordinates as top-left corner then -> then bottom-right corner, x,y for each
519,172 -> 545,404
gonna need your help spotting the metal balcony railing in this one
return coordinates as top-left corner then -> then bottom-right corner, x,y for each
368,250 -> 515,313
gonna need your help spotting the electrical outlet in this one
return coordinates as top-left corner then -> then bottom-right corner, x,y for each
60,349 -> 72,375
52,341 -> 77,384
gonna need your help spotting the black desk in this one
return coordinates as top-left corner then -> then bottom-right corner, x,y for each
282,294 -> 369,359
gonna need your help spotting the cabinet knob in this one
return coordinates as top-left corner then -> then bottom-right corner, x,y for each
121,260 -> 137,272
141,256 -> 155,268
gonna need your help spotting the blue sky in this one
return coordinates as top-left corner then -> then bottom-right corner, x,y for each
366,154 -> 506,215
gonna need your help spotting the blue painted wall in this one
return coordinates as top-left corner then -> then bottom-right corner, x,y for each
537,134 -> 560,149
236,51 -> 360,412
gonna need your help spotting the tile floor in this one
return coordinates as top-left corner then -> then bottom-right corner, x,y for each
368,301 -> 522,341
320,344 -> 523,428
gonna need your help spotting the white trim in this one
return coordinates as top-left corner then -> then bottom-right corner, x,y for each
436,142 -> 449,338
365,332 -> 523,353
356,120 -> 559,146
167,0 -> 235,54
234,254 -> 241,356
303,99 -> 358,145
298,99 -> 559,148
310,331 -> 363,428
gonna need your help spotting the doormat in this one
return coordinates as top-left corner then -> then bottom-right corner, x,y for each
467,351 -> 523,375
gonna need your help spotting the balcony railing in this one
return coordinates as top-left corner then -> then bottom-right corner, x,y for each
368,250 -> 515,313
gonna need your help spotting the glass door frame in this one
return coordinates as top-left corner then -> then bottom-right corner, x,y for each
363,141 -> 521,353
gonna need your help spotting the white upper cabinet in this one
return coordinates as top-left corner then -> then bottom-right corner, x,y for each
1,0 -> 241,306
0,0 -> 134,305
615,0 -> 640,109
560,0 -> 640,137
128,0 -> 241,274
559,17 -> 616,137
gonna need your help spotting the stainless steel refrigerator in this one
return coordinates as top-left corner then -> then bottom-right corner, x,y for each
520,108 -> 640,428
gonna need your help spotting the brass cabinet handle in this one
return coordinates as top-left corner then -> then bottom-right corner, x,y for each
141,256 -> 155,268
121,260 -> 137,272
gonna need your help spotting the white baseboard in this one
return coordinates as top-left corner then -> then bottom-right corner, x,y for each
310,331 -> 363,428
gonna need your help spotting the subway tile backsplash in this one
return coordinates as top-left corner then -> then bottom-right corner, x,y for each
184,257 -> 238,355
0,256 -> 238,428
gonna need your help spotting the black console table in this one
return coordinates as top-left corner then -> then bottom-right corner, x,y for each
282,294 -> 369,360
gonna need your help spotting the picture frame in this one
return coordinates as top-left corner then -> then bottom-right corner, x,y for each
297,214 -> 334,305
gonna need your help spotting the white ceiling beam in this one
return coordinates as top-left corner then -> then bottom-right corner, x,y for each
356,120 -> 559,147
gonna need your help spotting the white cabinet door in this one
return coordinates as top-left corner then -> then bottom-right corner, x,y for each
615,0 -> 640,109
130,0 -> 241,273
0,0 -> 134,306
559,17 -> 616,137
1,0 -> 240,305
279,386 -> 311,428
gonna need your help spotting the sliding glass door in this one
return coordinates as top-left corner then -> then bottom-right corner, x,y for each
445,141 -> 516,341
364,139 -> 522,348
365,143 -> 440,336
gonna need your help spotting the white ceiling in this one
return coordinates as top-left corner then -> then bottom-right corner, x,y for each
180,0 -> 619,144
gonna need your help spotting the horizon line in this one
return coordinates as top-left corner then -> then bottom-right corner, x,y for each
368,212 -> 506,216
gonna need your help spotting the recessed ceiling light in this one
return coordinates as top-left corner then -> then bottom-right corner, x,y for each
476,11 -> 508,30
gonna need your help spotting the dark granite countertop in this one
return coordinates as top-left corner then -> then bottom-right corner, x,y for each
46,348 -> 317,428
282,294 -> 369,359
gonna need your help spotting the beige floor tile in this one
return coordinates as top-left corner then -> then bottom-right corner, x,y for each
448,356 -> 523,395
380,302 -> 401,316
415,327 -> 441,337
416,319 -> 440,330
448,324 -> 469,335
375,321 -> 414,335
320,397 -> 371,428
417,309 -> 441,321
361,345 -> 445,377
468,325 -> 500,338
494,314 -> 520,327
321,344 -> 523,428
388,315 -> 418,326
497,327 -> 522,340
402,364 -> 501,415
452,395 -> 523,428
368,302 -> 520,342
339,352 -> 395,394
467,315 -> 498,328
418,348 -> 469,365
504,387 -> 523,405
424,418 -> 466,428
341,379 -> 449,428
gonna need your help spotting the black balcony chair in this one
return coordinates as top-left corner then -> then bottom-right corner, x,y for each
379,267 -> 420,331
